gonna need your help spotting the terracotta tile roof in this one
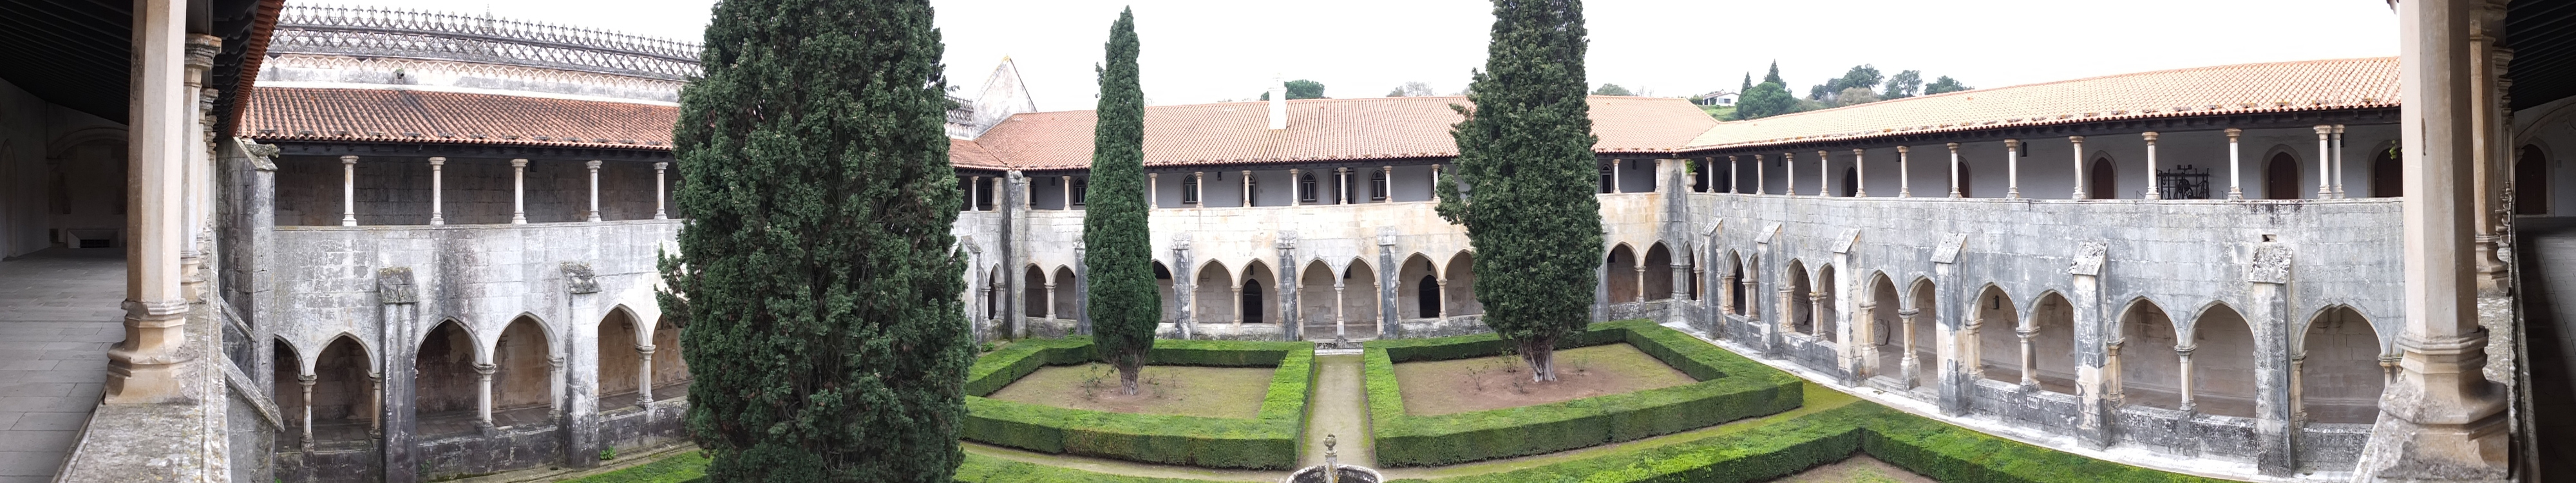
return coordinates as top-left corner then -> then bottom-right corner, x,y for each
971,95 -> 1717,169
949,138 -> 1009,169
1683,57 -> 2401,151
240,86 -> 679,149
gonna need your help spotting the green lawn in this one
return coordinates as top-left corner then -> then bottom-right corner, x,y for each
1700,104 -> 1735,120
561,450 -> 708,483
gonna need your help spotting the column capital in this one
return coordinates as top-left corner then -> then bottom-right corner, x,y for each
587,160 -> 604,169
298,374 -> 317,384
656,161 -> 670,170
2224,128 -> 2242,138
1730,154 -> 1741,160
340,155 -> 358,164
1944,142 -> 1960,151
2313,125 -> 2334,135
184,35 -> 222,69
1816,149 -> 1829,157
2067,135 -> 2084,143
2331,124 -> 2346,135
1783,151 -> 1795,160
1893,146 -> 1908,153
474,363 -> 497,375
1148,172 -> 1158,179
511,158 -> 530,167
1851,148 -> 1864,156
2141,131 -> 2159,142
2003,138 -> 2021,149
428,156 -> 446,166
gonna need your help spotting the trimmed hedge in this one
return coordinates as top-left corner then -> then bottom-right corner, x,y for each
952,453 -> 1221,483
961,337 -> 1312,469
1385,402 -> 2235,483
1365,320 -> 1803,466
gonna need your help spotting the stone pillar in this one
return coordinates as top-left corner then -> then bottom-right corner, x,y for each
1609,158 -> 1620,193
2356,0 -> 2512,478
1041,281 -> 1056,319
1239,171 -> 1251,207
2332,126 -> 2349,198
1144,173 -> 1155,209
1289,169 -> 1303,206
1633,259 -> 1647,303
2470,8 -> 2512,298
1437,278 -> 1452,323
1896,146 -> 1911,198
2005,139 -> 2022,199
368,372 -> 384,435
1946,143 -> 1962,198
1755,155 -> 1766,194
1333,282 -> 1347,338
341,155 -> 359,226
2329,126 -> 2349,200
475,363 -> 498,426
1816,150 -> 1830,196
1668,261 -> 1690,303
2249,246 -> 2296,476
654,162 -> 669,219
430,157 -> 447,225
1378,234 -> 1399,336
1230,283 -> 1245,325
1728,156 -> 1741,194
1172,239 -> 1195,338
1338,167 -> 1350,204
2069,242 -> 2111,449
2068,136 -> 2087,199
636,345 -> 655,419
2143,133 -> 2162,200
586,160 -> 604,222
2226,129 -> 2245,200
298,374 -> 316,449
1899,308 -> 1920,388
1075,245 -> 1091,335
1785,152 -> 1797,196
106,0 -> 196,404
2016,320 -> 2037,390
1852,149 -> 1868,197
1068,175 -> 1078,209
971,175 -> 984,211
2178,345 -> 2198,412
511,158 -> 531,223
1276,236 -> 1299,340
1933,237 -> 1968,415
1381,166 -> 1394,202
1193,171 -> 1205,205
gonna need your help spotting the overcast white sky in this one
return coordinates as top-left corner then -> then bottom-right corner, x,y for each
317,0 -> 2399,113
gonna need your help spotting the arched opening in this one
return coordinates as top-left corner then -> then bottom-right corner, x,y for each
983,267 -> 1002,322
1052,267 -> 1078,320
1606,245 -> 1640,303
1974,285 -> 2021,384
2265,152 -> 2301,200
2089,156 -> 2116,199
1343,260 -> 1381,337
1815,265 -> 1840,343
1866,274 -> 1901,380
1241,260 -> 1276,325
1957,162 -> 1975,198
1299,261 -> 1338,337
1153,261 -> 1177,323
2193,303 -> 2259,418
1397,254 -> 1439,319
1299,173 -> 1318,204
650,316 -> 688,402
2028,292 -> 2076,394
415,320 -> 479,437
312,336 -> 375,444
2300,307 -> 2385,424
1443,252 -> 1481,317
1023,265 -> 1048,316
1643,243 -> 1674,301
1906,279 -> 1938,388
493,316 -> 555,427
2117,299 -> 2184,410
1196,261 -> 1235,324
2371,146 -> 2402,197
599,308 -> 643,410
1727,252 -> 1747,316
273,340 -> 305,447
1839,167 -> 1858,197
2516,145 -> 2548,214
1785,260 -> 1813,336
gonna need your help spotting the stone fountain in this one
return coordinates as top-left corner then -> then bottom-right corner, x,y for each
1283,434 -> 1381,483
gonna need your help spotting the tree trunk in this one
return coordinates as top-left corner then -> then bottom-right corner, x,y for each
1117,351 -> 1143,395
1520,337 -> 1557,382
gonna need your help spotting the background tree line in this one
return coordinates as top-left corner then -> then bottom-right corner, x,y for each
1730,62 -> 1969,120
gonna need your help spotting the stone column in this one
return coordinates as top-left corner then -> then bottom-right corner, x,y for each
2069,243 -> 2112,449
1193,171 -> 1206,205
2143,133 -> 2162,200
1041,281 -> 1056,320
1946,143 -> 1962,198
970,175 -> 983,211
475,363 -> 498,426
1728,156 -> 1741,193
1897,146 -> 1912,197
511,158 -> 530,223
105,1 -> 196,404
1852,149 -> 1868,197
1808,292 -> 1827,339
298,374 -> 316,449
1066,175 -> 1077,209
1378,235 -> 1399,335
1381,166 -> 1394,202
654,162 -> 669,219
2016,321 -> 2037,390
1816,150 -> 1830,196
430,157 -> 447,225
2333,126 -> 2349,198
1144,173 -> 1155,209
2177,345 -> 2198,412
2226,129 -> 2245,200
1333,282 -> 1347,338
1669,261 -> 1690,303
368,372 -> 384,435
2068,136 -> 2087,199
1239,171 -> 1251,207
2004,139 -> 2022,199
586,160 -> 604,222
2329,126 -> 2349,200
1338,167 -> 1350,204
2471,13 -> 2514,298
326,155 -> 356,229
636,345 -> 656,418
1274,237 -> 1298,340
1785,152 -> 1797,196
1899,308 -> 1920,388
1231,283 -> 1245,324
1609,158 -> 1620,193
2358,0 -> 2510,477
1634,259 -> 1647,303
1935,244 -> 1969,415
1172,240 -> 1195,338
1289,168 -> 1303,206
1437,278 -> 1452,323
1755,155 -> 1766,194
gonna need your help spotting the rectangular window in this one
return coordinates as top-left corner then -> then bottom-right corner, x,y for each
1370,171 -> 1388,200
1071,178 -> 1088,206
1182,175 -> 1200,204
1600,164 -> 1614,193
1299,175 -> 1317,203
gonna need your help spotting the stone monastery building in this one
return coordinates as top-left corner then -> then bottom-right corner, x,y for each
0,1 -> 2570,482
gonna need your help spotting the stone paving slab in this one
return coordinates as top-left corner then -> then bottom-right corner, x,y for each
0,249 -> 126,480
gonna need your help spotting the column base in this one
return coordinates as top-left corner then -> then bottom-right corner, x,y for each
2354,410 -> 2510,482
103,301 -> 192,405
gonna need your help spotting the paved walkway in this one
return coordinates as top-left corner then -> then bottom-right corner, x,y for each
1300,353 -> 1373,468
0,249 -> 126,483
2517,218 -> 2576,480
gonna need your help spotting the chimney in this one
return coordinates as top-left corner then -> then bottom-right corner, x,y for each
1268,75 -> 1287,130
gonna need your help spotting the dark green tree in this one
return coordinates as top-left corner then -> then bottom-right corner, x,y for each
1262,79 -> 1328,100
658,0 -> 972,480
1739,73 -> 1752,96
1730,80 -> 1797,120
1436,0 -> 1600,382
1763,61 -> 1784,85
1924,75 -> 1971,95
1882,70 -> 1922,99
1592,83 -> 1634,96
1084,8 -> 1158,395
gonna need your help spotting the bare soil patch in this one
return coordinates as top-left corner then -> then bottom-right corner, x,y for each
986,363 -> 1276,419
1390,343 -> 1696,416
1768,455 -> 1937,483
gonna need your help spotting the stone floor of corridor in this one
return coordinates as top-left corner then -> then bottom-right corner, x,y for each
0,249 -> 124,483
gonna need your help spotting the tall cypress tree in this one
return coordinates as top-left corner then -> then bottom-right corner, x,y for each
1085,8 -> 1157,395
1436,0 -> 1599,382
658,0 -> 971,480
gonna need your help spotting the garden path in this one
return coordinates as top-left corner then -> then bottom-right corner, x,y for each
1301,353 -> 1374,468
